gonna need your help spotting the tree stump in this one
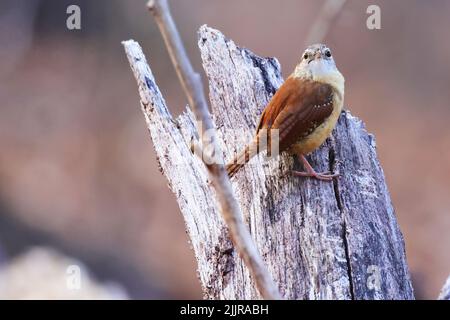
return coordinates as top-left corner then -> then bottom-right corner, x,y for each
123,25 -> 414,300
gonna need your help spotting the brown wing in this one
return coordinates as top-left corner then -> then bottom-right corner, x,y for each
256,77 -> 334,152
256,77 -> 294,133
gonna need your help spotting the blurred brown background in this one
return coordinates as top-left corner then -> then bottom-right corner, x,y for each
0,0 -> 449,299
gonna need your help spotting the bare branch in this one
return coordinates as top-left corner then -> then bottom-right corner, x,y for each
122,25 -> 414,300
304,0 -> 347,46
145,0 -> 281,299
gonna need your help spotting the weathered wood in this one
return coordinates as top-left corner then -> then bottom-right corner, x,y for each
123,26 -> 414,300
438,276 -> 450,300
147,0 -> 280,299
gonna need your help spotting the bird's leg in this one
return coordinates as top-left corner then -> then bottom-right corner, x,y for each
290,154 -> 339,181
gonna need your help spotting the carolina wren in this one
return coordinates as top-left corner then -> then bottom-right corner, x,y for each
226,44 -> 345,181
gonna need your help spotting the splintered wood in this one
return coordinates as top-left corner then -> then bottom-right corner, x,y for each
123,26 -> 414,300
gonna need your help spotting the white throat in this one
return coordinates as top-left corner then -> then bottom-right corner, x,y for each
292,59 -> 345,96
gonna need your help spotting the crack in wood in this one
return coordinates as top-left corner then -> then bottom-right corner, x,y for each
328,135 -> 355,299
123,26 -> 414,299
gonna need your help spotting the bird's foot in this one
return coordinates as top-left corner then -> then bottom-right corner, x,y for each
288,154 -> 339,182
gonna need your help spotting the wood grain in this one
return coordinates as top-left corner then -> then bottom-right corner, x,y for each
123,25 -> 414,300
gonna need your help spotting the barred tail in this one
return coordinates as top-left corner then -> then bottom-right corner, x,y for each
226,162 -> 245,178
226,140 -> 259,178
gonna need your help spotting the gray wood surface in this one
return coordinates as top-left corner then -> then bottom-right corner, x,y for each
123,25 -> 414,300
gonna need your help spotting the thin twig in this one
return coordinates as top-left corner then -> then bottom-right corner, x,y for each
304,0 -> 347,46
146,0 -> 281,299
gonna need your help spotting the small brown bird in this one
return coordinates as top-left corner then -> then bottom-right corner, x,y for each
226,44 -> 345,181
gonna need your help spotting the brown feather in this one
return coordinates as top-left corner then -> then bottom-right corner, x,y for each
227,77 -> 335,177
257,77 -> 334,152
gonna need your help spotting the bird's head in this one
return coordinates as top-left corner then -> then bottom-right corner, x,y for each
293,44 -> 339,81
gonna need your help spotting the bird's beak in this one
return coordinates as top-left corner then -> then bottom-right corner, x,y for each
314,51 -> 322,60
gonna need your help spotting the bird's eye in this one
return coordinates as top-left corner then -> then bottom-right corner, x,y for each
325,50 -> 332,58
303,53 -> 309,60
